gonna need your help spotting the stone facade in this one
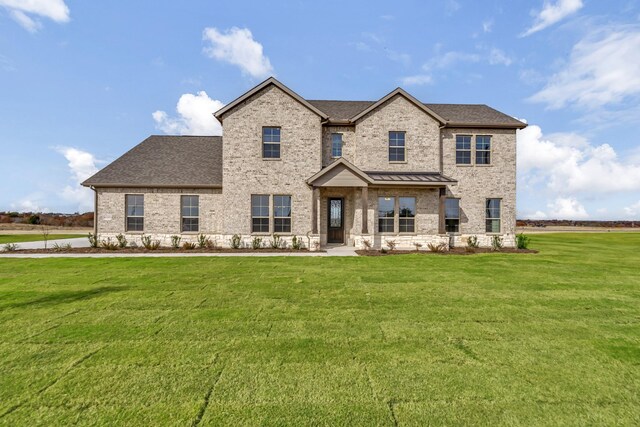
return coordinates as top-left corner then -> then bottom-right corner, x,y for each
93,82 -> 519,250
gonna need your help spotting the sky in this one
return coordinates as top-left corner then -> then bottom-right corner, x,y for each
1,0 -> 639,220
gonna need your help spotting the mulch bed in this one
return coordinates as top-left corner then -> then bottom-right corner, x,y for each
356,247 -> 538,256
4,247 -> 318,254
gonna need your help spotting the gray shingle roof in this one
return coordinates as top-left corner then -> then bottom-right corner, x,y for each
82,135 -> 222,188
307,99 -> 525,128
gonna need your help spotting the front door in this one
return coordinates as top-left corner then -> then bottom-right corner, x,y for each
327,198 -> 344,244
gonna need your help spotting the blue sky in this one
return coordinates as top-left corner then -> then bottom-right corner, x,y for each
1,0 -> 639,219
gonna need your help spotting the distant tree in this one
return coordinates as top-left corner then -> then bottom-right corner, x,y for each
27,214 -> 41,225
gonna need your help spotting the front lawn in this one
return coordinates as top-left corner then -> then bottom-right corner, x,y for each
0,233 -> 639,425
0,234 -> 84,244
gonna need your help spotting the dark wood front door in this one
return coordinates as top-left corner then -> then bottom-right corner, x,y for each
327,198 -> 344,244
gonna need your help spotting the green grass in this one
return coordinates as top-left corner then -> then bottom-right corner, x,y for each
0,234 -> 84,244
0,233 -> 639,426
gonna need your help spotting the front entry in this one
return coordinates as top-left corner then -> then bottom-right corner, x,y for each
327,198 -> 344,244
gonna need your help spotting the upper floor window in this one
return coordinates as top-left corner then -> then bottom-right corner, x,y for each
476,135 -> 491,165
251,194 -> 269,233
125,194 -> 144,232
486,198 -> 501,233
378,197 -> 395,233
388,131 -> 405,162
399,197 -> 416,233
331,133 -> 343,158
456,135 -> 471,165
444,198 -> 460,233
273,195 -> 292,233
262,127 -> 281,159
181,195 -> 199,232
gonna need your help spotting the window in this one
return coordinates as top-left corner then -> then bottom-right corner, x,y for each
378,197 -> 395,233
181,195 -> 199,232
389,131 -> 405,162
456,135 -> 471,165
399,197 -> 416,233
476,135 -> 491,165
262,127 -> 281,159
331,133 -> 343,158
273,195 -> 292,233
486,199 -> 501,233
444,198 -> 460,233
125,194 -> 144,232
251,195 -> 269,232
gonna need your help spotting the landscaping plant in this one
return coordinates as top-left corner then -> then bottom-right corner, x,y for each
170,235 -> 181,249
115,233 -> 127,248
491,235 -> 504,251
230,234 -> 242,249
516,233 -> 530,249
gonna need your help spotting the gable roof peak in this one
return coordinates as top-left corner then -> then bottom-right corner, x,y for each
349,86 -> 447,124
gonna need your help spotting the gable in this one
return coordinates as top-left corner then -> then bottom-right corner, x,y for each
350,89 -> 446,124
311,164 -> 369,187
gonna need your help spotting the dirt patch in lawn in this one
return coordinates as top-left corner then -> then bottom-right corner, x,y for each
356,247 -> 538,256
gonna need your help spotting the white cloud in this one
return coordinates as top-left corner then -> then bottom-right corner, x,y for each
530,25 -> 640,109
483,20 -> 493,33
521,0 -> 583,37
0,0 -> 70,32
10,196 -> 49,213
527,210 -> 548,220
56,147 -> 99,212
517,124 -> 640,195
429,51 -> 480,69
202,27 -> 273,79
624,201 -> 640,218
153,91 -> 223,136
488,48 -> 513,66
547,197 -> 589,219
400,74 -> 433,86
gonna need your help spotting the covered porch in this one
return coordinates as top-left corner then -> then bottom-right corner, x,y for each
306,159 -> 457,249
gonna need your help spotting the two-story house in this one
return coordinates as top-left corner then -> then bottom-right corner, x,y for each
82,77 -> 526,249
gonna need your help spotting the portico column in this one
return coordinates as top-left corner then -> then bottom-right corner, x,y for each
361,186 -> 368,234
311,186 -> 319,234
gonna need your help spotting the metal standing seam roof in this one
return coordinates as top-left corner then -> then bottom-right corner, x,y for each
365,171 -> 457,184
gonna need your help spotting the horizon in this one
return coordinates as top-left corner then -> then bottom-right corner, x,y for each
1,0 -> 639,220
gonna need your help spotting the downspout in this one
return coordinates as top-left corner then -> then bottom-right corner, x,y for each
91,186 -> 98,236
438,124 -> 446,175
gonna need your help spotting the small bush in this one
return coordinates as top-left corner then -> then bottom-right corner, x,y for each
115,233 -> 127,248
27,214 -> 40,225
88,233 -> 99,248
141,234 -> 160,250
251,236 -> 263,250
204,238 -> 217,249
52,242 -> 72,251
182,241 -> 196,250
170,235 -> 181,249
491,235 -> 503,251
385,240 -> 397,251
466,235 -> 479,248
291,235 -> 303,250
230,234 -> 242,249
270,234 -> 281,249
362,239 -> 372,251
197,234 -> 213,249
427,242 -> 448,253
516,233 -> 530,249
414,242 -> 423,251
101,238 -> 119,250
3,243 -> 18,252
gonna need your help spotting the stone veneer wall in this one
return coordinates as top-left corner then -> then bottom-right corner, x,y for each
442,127 -> 517,247
321,126 -> 356,167
353,95 -> 441,172
220,84 -> 322,236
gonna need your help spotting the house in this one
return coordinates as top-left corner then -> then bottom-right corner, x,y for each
82,77 -> 526,250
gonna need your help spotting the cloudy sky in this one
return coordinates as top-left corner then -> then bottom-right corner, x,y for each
1,0 -> 639,219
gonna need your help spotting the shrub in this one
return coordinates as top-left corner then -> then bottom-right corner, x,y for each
413,242 -> 423,251
88,233 -> 99,248
362,239 -> 372,251
101,238 -> 119,250
466,235 -> 479,248
115,233 -> 127,248
230,234 -> 242,249
385,240 -> 397,251
52,242 -> 72,251
516,233 -> 530,250
170,235 -> 181,249
141,234 -> 160,250
204,238 -> 217,249
270,234 -> 281,249
427,242 -> 448,253
291,235 -> 303,250
182,241 -> 196,250
3,243 -> 18,252
197,234 -> 212,249
251,236 -> 263,250
27,214 -> 40,225
491,235 -> 503,251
